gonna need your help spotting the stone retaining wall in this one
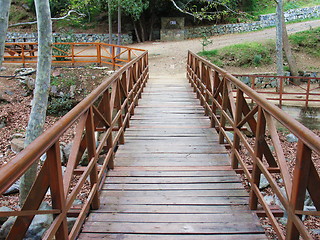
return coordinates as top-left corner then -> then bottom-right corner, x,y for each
6,32 -> 133,44
185,5 -> 320,39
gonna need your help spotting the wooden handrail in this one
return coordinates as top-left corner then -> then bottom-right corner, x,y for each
187,50 -> 320,240
0,50 -> 149,239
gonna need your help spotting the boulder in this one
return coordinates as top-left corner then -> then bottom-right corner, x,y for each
286,133 -> 298,143
11,138 -> 24,153
3,180 -> 20,195
0,206 -> 13,224
259,174 -> 270,189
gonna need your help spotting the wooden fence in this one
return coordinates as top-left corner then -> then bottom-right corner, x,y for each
4,42 -> 145,69
234,74 -> 320,108
187,51 -> 320,240
0,51 -> 149,239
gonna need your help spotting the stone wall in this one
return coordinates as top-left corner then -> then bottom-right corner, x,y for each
6,32 -> 133,44
185,5 -> 320,39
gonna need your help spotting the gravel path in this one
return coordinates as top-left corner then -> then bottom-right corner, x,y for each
130,19 -> 320,76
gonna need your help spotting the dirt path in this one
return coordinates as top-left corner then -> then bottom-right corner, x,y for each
130,19 -> 320,77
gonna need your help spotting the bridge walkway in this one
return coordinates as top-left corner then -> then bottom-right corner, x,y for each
78,75 -> 267,239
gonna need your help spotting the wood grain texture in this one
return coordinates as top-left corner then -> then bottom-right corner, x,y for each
78,76 -> 267,239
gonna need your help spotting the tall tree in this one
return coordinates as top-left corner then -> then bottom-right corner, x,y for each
275,0 -> 284,77
0,0 -> 11,70
20,0 -> 53,205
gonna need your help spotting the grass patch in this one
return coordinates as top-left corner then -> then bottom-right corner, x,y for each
289,27 -> 320,57
199,41 -> 275,68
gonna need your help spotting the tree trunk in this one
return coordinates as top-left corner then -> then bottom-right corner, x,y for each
276,0 -> 284,77
0,0 -> 11,70
117,1 -> 121,56
133,21 -> 141,43
20,0 -> 52,205
276,0 -> 284,92
148,13 -> 155,41
282,12 -> 299,83
108,0 -> 112,45
139,19 -> 145,42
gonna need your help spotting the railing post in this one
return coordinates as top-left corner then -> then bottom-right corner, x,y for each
21,44 -> 26,67
306,79 -> 310,108
112,46 -> 116,70
218,78 -> 228,144
47,142 -> 68,239
279,76 -> 283,108
249,106 -> 265,210
128,49 -> 131,62
286,140 -> 311,240
71,44 -> 75,67
86,107 -> 100,210
97,43 -> 102,66
211,70 -> 219,128
102,90 -> 114,169
231,89 -> 244,169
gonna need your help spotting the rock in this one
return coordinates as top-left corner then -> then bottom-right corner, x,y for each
286,133 -> 298,143
4,90 -> 13,96
259,174 -> 270,189
52,70 -> 61,77
302,206 -> 316,221
24,202 -> 53,239
0,66 -> 7,71
311,229 -> 320,235
70,85 -> 76,98
15,68 -> 36,76
62,142 -> 88,165
0,206 -> 13,224
12,133 -> 25,139
279,217 -> 287,225
3,180 -> 20,195
0,118 -> 6,128
67,217 -> 77,233
40,153 -> 47,162
22,3 -> 30,10
226,132 -> 234,142
304,191 -> 313,206
11,138 -> 24,153
263,195 -> 274,205
0,216 -> 16,239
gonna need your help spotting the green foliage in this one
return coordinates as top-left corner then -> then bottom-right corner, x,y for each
50,76 -> 76,87
250,0 -> 320,16
289,27 -> 320,58
200,33 -> 213,52
52,33 -> 76,60
199,41 -> 275,68
47,97 -> 78,116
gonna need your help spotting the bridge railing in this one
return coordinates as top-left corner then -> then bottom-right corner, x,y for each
233,74 -> 320,108
187,51 -> 320,240
0,51 -> 149,239
3,42 -> 145,69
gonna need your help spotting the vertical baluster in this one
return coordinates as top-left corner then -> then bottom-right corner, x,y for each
249,106 -> 265,210
286,140 -> 312,240
47,142 -> 68,239
86,107 -> 100,210
231,89 -> 244,169
218,78 -> 228,144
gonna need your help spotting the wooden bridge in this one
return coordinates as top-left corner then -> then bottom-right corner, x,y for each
0,48 -> 320,240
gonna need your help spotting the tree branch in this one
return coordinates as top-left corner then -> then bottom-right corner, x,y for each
9,10 -> 86,27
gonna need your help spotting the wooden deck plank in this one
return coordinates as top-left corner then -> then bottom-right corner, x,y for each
78,233 -> 268,240
77,76 -> 267,239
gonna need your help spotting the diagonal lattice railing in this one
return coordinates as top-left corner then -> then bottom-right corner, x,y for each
0,50 -> 148,239
187,51 -> 320,240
